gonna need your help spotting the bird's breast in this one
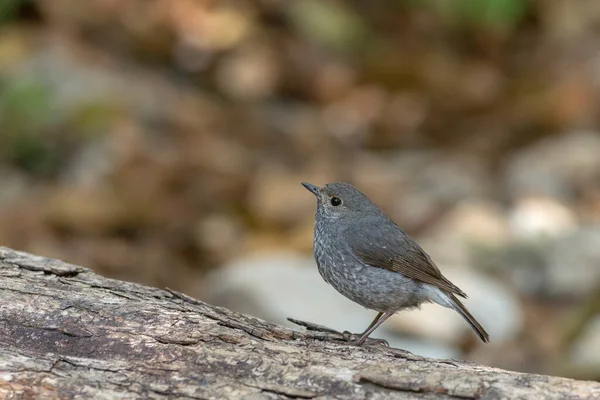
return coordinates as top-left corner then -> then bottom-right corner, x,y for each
313,221 -> 360,285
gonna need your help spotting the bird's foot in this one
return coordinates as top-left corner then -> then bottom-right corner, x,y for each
286,318 -> 389,346
342,331 -> 389,347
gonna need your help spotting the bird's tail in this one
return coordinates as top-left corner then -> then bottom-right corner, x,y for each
447,293 -> 490,343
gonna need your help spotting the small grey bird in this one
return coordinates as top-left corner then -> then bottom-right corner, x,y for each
302,181 -> 489,345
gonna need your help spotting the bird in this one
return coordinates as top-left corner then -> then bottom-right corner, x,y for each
302,181 -> 489,346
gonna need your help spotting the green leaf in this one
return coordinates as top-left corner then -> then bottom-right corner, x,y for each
426,0 -> 529,29
287,0 -> 368,54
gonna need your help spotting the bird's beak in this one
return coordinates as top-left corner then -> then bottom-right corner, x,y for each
302,182 -> 320,196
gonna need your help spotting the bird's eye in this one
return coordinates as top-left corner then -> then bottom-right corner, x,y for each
330,197 -> 342,206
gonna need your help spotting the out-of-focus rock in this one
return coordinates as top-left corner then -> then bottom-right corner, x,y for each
569,314 -> 600,370
170,1 -> 254,53
195,214 -> 245,261
62,138 -> 117,187
482,241 -> 549,297
508,196 -> 578,241
545,228 -> 600,299
387,267 -> 523,344
493,227 -> 600,299
216,44 -> 280,101
202,252 -> 460,359
418,200 -> 510,265
504,131 -> 600,201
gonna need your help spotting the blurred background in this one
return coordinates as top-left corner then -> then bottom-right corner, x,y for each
0,0 -> 599,380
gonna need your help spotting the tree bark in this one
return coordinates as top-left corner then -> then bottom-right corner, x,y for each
0,247 -> 598,399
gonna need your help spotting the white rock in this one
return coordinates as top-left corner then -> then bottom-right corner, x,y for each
504,131 -> 600,200
545,228 -> 600,298
216,44 -> 280,101
498,242 -> 549,297
418,200 -> 510,265
508,196 -> 578,241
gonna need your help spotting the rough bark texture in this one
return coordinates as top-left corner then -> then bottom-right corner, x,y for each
0,247 -> 598,399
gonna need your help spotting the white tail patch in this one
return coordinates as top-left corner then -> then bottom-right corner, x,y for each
420,284 -> 455,309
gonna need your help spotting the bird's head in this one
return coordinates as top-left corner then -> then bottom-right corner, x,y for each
302,182 -> 380,220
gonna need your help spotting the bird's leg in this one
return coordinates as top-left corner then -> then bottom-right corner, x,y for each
351,311 -> 394,346
342,312 -> 382,340
364,311 -> 384,332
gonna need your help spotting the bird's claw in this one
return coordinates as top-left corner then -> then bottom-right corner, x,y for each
342,330 -> 355,341
341,331 -> 389,347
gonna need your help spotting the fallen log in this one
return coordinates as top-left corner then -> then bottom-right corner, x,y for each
0,247 -> 598,399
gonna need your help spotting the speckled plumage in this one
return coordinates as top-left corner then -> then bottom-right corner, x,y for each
303,181 -> 489,344
314,212 -> 426,312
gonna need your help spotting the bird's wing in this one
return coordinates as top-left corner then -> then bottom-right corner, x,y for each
348,223 -> 467,298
